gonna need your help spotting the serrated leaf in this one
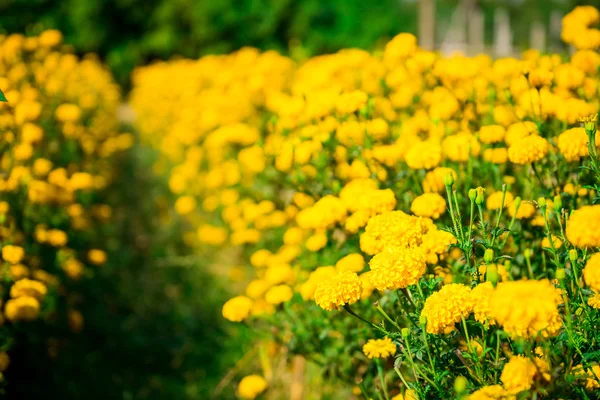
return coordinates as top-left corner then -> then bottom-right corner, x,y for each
0,89 -> 6,102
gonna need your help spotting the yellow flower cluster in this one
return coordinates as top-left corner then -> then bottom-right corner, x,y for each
0,30 -> 131,376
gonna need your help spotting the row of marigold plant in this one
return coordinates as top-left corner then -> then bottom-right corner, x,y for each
130,5 -> 600,399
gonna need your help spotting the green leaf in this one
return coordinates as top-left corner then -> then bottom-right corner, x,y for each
0,89 -> 6,102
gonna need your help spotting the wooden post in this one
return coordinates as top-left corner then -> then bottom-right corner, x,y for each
468,6 -> 485,55
419,0 -> 436,50
530,19 -> 546,52
494,8 -> 513,57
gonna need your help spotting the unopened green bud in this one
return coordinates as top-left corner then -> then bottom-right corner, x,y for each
419,315 -> 427,327
486,264 -> 499,286
401,328 -> 410,338
553,195 -> 562,213
475,186 -> 485,205
444,173 -> 455,187
514,196 -> 522,209
575,307 -> 584,316
484,248 -> 494,264
0,214 -> 5,224
556,268 -> 566,281
454,376 -> 468,394
569,249 -> 578,262
468,189 -> 477,201
524,248 -> 532,259
537,197 -> 546,208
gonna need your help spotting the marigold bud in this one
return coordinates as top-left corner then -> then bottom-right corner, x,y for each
484,248 -> 494,264
514,196 -> 522,210
419,315 -> 427,326
537,197 -> 546,208
556,268 -> 566,281
454,376 -> 468,394
444,173 -> 455,187
468,189 -> 477,201
553,195 -> 562,213
524,248 -> 532,259
569,249 -> 578,262
475,187 -> 485,205
401,328 -> 410,338
486,264 -> 499,286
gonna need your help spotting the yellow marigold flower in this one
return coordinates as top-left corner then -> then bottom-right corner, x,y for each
300,266 -> 336,301
421,284 -> 474,334
336,90 -> 368,115
10,264 -> 29,280
46,229 -> 68,247
306,232 -> 328,251
39,29 -> 63,47
505,122 -> 538,146
471,282 -> 495,324
55,103 -> 81,122
588,293 -> 600,309
467,385 -> 507,400
421,227 -> 457,264
508,200 -> 535,219
368,246 -> 426,291
423,167 -> 457,193
296,195 -> 347,230
283,227 -> 305,245
583,253 -> 600,291
88,249 -> 107,266
542,235 -> 563,249
62,259 -> 84,280
264,264 -> 295,285
174,195 -> 197,215
245,279 -> 270,299
566,205 -> 600,248
10,278 -> 47,300
314,271 -> 362,311
410,193 -> 446,219
2,245 -> 25,264
250,249 -> 271,268
237,374 -> 268,400
391,390 -> 418,400
384,33 -> 418,66
443,132 -> 481,162
478,125 -> 506,144
264,284 -> 293,305
335,253 -> 365,273
5,296 -> 40,321
360,211 -> 431,255
507,135 -> 548,164
197,224 -> 228,246
557,127 -> 596,161
490,280 -> 562,339
483,148 -> 508,164
362,337 -> 396,359
500,355 -> 549,394
486,191 -> 514,211
406,140 -> 442,170
222,296 -> 253,322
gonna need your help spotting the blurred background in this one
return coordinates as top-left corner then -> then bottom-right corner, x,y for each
0,0 -> 593,87
0,0 -> 597,399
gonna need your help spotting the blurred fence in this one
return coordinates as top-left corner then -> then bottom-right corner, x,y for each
419,0 -> 566,56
